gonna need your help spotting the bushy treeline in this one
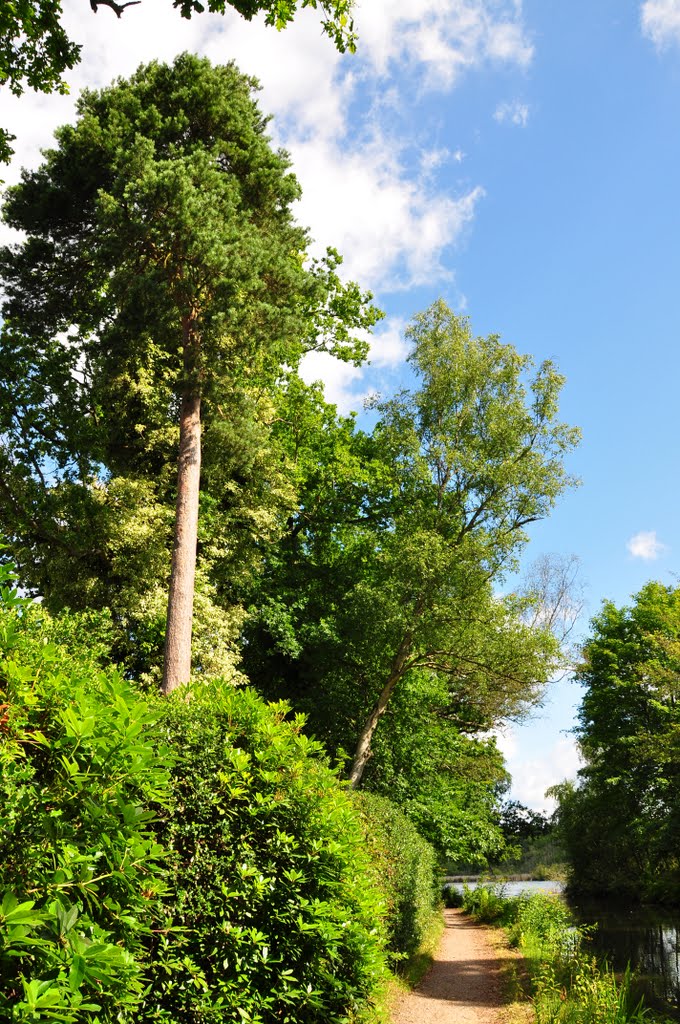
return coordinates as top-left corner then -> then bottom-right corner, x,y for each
0,571 -> 441,1023
551,582 -> 680,905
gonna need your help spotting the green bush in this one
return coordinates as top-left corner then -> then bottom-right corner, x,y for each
0,565 -> 172,1023
355,793 -> 441,963
460,883 -> 509,923
1,569 -> 390,1023
442,885 -> 463,908
142,682 -> 390,1024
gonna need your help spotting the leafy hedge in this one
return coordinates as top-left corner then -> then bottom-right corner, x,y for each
144,682 -> 389,1024
0,565 -> 172,1022
356,792 -> 441,962
0,570 -> 390,1023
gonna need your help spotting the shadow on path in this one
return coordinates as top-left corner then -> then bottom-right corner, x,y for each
392,908 -> 508,1024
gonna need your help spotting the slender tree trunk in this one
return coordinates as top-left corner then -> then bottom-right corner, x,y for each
162,320 -> 202,695
348,635 -> 414,789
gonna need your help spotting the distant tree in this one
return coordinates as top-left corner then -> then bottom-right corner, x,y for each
551,581 -> 680,901
0,53 -> 378,692
0,0 -> 356,162
499,800 -> 551,841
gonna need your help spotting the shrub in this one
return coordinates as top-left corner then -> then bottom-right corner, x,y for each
0,565 -> 172,1022
142,682 -> 390,1024
355,792 -> 441,962
1,569 -> 389,1024
460,882 -> 509,923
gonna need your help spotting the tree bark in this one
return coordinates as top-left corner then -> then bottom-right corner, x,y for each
162,321 -> 202,695
347,635 -> 414,789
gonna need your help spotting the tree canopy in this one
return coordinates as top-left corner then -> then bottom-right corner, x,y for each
243,301 -> 580,829
551,581 -> 680,902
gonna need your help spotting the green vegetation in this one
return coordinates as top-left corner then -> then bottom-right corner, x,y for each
460,886 -> 651,1024
551,582 -> 680,904
145,682 -> 390,1023
0,572 -> 397,1022
0,565 -> 173,1021
0,51 -> 583,1021
356,794 -> 441,962
496,801 -> 568,881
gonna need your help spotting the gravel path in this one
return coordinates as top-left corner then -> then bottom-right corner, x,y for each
391,908 -> 509,1024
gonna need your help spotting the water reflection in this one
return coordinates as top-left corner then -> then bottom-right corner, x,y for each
569,899 -> 680,1015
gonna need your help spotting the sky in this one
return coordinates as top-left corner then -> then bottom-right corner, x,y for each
3,0 -> 680,811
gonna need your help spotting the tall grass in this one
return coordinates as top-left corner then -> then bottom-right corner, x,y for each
459,887 -> 652,1024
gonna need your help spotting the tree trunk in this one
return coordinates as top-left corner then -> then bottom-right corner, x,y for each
347,635 -> 413,789
162,321 -> 202,695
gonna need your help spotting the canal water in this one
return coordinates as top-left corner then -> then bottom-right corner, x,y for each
569,898 -> 680,1016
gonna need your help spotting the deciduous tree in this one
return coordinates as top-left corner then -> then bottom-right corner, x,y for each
552,581 -> 680,902
244,301 -> 580,791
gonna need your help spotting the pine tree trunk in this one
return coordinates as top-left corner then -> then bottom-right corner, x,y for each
162,321 -> 202,695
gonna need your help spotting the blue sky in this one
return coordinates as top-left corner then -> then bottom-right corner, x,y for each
3,0 -> 680,809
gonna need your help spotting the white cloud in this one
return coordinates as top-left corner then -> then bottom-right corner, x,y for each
1,0 -> 529,292
641,0 -> 680,48
292,133 -> 485,289
298,351 -> 366,413
626,529 -> 668,560
497,725 -> 582,814
494,99 -> 530,126
354,0 -> 533,87
369,318 -> 410,368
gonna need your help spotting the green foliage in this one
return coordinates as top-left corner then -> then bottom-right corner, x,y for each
0,566 -> 391,1022
460,883 -> 510,923
0,564 -> 172,1022
551,582 -> 680,903
244,302 -> 577,840
355,793 -> 440,963
462,887 -> 650,1024
142,681 -> 389,1023
364,672 -> 512,863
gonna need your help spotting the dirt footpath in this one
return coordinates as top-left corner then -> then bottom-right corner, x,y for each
391,908 -> 514,1024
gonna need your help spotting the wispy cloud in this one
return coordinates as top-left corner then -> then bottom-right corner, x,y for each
1,0 -> 530,291
494,99 -> 530,126
641,0 -> 680,48
354,0 -> 534,87
626,529 -> 668,560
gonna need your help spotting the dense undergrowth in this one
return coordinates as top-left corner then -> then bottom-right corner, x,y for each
0,568 -> 441,1023
453,885 -> 655,1024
